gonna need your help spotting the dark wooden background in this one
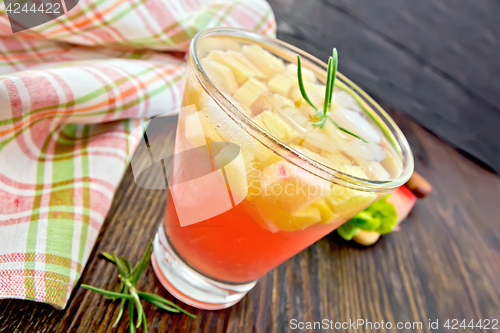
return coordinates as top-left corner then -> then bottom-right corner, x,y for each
1,0 -> 500,332
269,0 -> 500,174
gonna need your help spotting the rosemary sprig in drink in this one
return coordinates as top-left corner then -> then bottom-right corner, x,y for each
81,240 -> 195,332
297,48 -> 368,143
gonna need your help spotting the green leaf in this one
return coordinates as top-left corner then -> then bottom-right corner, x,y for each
323,56 -> 333,117
348,211 -> 381,231
323,48 -> 338,116
142,309 -> 147,333
131,240 -> 153,284
338,196 -> 398,241
129,300 -> 135,333
121,256 -> 134,275
113,287 -> 129,328
117,280 -> 125,294
100,252 -> 116,264
177,308 -> 197,319
130,290 -> 144,328
147,299 -> 180,313
113,299 -> 126,327
137,291 -> 182,309
313,110 -> 323,118
138,292 -> 196,318
337,221 -> 360,241
328,48 -> 338,112
112,252 -> 130,277
366,197 -> 397,235
81,284 -> 133,299
297,55 -> 319,112
311,116 -> 327,128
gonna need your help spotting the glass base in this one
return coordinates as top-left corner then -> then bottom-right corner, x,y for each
152,224 -> 257,310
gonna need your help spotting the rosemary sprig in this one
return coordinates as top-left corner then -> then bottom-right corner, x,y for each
81,240 -> 196,332
297,48 -> 368,143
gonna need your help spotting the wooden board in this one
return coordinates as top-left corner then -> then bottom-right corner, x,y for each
267,0 -> 500,174
1,110 -> 499,333
1,1 -> 500,330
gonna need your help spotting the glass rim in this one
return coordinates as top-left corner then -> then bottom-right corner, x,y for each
188,27 -> 414,192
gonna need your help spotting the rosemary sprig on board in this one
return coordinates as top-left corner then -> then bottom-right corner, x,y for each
81,240 -> 195,332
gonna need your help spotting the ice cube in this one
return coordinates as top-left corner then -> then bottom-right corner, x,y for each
333,90 -> 362,112
335,107 -> 382,144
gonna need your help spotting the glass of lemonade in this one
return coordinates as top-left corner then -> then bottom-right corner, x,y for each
152,28 -> 414,309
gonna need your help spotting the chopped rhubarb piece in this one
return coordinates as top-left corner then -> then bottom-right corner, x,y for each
386,185 -> 417,224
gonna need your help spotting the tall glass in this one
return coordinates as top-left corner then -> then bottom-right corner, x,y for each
152,28 -> 414,310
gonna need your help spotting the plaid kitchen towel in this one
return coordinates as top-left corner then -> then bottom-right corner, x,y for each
0,0 -> 276,308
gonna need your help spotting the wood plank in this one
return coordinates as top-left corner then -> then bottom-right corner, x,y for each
267,0 -> 500,174
324,0 -> 500,108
